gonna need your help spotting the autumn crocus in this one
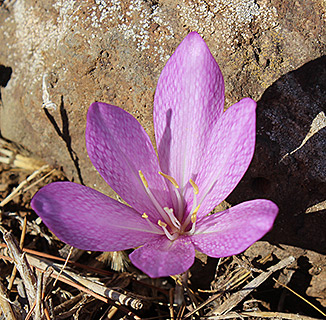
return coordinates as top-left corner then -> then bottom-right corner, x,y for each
31,32 -> 278,278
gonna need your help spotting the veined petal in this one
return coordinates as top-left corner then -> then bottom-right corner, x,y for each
154,32 -> 225,189
186,98 -> 256,218
31,182 -> 162,251
130,236 -> 195,278
191,200 -> 278,257
86,102 -> 172,220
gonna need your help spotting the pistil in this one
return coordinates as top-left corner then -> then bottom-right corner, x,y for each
164,207 -> 181,229
138,170 -> 200,240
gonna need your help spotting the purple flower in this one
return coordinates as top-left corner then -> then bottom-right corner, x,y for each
31,32 -> 278,278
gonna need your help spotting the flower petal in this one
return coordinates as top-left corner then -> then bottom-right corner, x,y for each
129,236 -> 195,278
191,200 -> 278,257
187,98 -> 256,218
86,102 -> 172,220
154,32 -> 225,189
31,182 -> 162,251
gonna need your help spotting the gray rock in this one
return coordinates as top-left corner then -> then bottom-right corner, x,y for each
0,0 -> 325,205
227,56 -> 326,254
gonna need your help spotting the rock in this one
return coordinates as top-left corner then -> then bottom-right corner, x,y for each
227,56 -> 326,255
0,0 -> 325,203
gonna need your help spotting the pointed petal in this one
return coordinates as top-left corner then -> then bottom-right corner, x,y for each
31,182 -> 162,251
191,200 -> 278,257
129,236 -> 195,278
187,98 -> 256,218
154,32 -> 225,189
86,102 -> 172,219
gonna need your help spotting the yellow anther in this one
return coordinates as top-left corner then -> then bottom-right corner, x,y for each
191,205 -> 200,224
189,179 -> 199,195
192,204 -> 200,215
142,213 -> 148,219
138,170 -> 148,188
158,220 -> 167,228
159,171 -> 179,188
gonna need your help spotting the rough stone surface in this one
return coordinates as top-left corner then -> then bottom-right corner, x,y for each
0,0 -> 325,306
0,0 -> 325,196
227,56 -> 326,255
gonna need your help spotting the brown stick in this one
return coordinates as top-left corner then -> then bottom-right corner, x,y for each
206,311 -> 324,320
0,281 -> 17,320
0,165 -> 49,207
34,270 -> 44,320
0,254 -> 141,320
184,256 -> 295,319
208,256 -> 295,316
26,254 -> 143,310
1,228 -> 37,309
8,216 -> 27,291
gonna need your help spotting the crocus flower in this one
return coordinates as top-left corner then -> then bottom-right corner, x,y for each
31,32 -> 278,278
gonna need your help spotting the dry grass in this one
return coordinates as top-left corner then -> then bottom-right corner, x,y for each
0,140 -> 325,319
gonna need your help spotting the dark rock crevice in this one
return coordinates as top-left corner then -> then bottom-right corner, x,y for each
228,55 -> 326,254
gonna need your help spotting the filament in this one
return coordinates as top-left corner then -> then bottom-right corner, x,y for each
158,220 -> 178,241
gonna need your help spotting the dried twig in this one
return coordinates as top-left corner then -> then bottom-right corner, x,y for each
8,216 -> 27,291
25,254 -> 143,310
53,246 -> 73,288
273,277 -> 326,317
0,140 -> 46,171
53,292 -> 85,314
54,295 -> 89,319
169,288 -> 175,320
0,165 -> 50,207
183,256 -> 295,319
0,253 -> 141,319
106,305 -> 119,319
206,311 -> 324,320
0,281 -> 17,320
0,242 -> 114,276
208,256 -> 295,316
34,270 -> 43,319
0,228 -> 37,309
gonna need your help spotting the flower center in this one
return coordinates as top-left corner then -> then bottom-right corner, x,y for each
138,170 -> 200,240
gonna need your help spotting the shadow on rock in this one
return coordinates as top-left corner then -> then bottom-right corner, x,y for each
44,96 -> 84,185
227,55 -> 326,254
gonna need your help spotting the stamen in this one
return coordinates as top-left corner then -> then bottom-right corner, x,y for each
164,207 -> 181,229
158,220 -> 167,228
187,205 -> 200,234
183,204 -> 201,232
189,178 -> 199,224
192,204 -> 200,216
158,220 -> 178,241
191,212 -> 197,224
159,172 -> 179,188
159,171 -> 184,220
142,213 -> 163,234
138,170 -> 148,188
188,219 -> 196,234
138,170 -> 175,225
189,179 -> 199,194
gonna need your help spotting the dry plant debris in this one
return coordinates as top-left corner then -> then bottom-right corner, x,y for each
0,141 -> 325,319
